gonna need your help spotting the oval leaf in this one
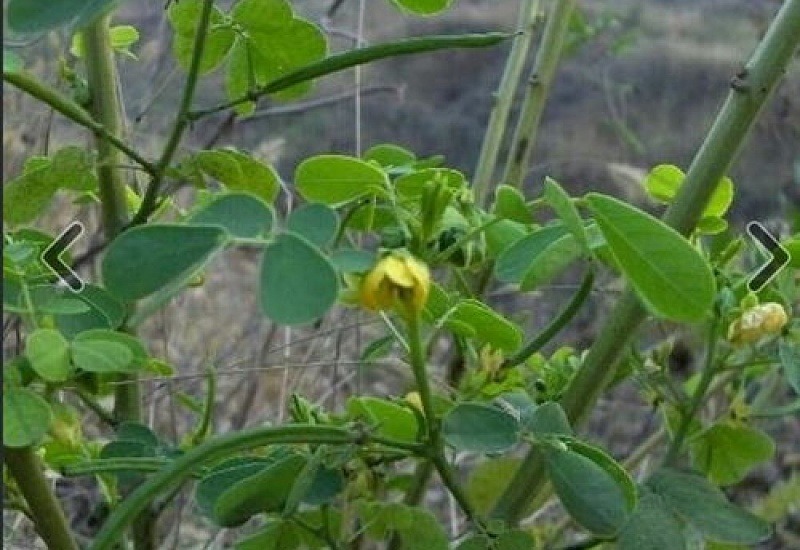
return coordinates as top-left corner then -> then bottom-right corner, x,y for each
646,468 -> 772,544
188,192 -> 274,238
102,224 -> 228,300
586,193 -> 715,322
287,203 -> 339,248
442,403 -> 519,453
295,155 -> 389,206
260,232 -> 338,325
3,387 -> 52,448
25,328 -> 72,382
543,444 -> 631,536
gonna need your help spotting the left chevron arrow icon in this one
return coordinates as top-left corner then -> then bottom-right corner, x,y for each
42,222 -> 85,292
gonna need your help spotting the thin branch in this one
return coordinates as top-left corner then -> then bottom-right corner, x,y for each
130,0 -> 216,226
242,84 -> 401,121
3,71 -> 156,174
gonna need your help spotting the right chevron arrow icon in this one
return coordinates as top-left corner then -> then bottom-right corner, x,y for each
746,221 -> 790,292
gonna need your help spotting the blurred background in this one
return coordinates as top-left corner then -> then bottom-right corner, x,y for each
3,0 -> 799,547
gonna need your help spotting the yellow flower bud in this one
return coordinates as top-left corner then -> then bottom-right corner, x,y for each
359,253 -> 431,315
727,302 -> 788,345
405,391 -> 424,415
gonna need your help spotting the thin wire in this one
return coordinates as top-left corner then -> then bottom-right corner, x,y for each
354,0 -> 366,156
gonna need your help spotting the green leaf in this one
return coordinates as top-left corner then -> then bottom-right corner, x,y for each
544,177 -> 588,249
567,439 -> 637,512
55,284 -> 126,337
71,338 -> 135,374
347,397 -> 418,442
226,2 -> 327,109
394,168 -> 466,199
72,329 -> 148,371
72,24 -> 140,58
697,216 -> 728,235
520,233 -> 585,291
3,387 -> 52,448
779,340 -> 800,395
485,218 -> 529,257
235,521 -> 301,550
494,225 -> 568,283
3,164 -> 57,225
295,155 -> 389,206
586,193 -> 715,322
26,328 -> 72,382
644,164 -> 685,203
646,468 -> 771,544
644,164 -> 733,219
193,149 -> 281,202
3,50 -> 23,74
689,422 -> 775,486
330,249 -> 376,273
442,402 -> 519,453
222,150 -> 282,203
358,502 -> 448,550
492,184 -> 532,224
363,143 -> 416,168
543,443 -> 631,536
617,487 -> 688,550
259,232 -> 338,325
45,146 -> 98,191
390,0 -> 454,16
214,453 -> 306,527
102,224 -> 228,300
195,457 -> 271,519
7,0 -> 117,33
188,192 -> 274,238
446,300 -> 523,352
467,457 -> 523,516
526,401 -> 572,437
287,203 -> 339,248
168,0 -> 235,74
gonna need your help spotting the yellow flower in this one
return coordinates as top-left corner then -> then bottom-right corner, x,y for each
359,253 -> 430,315
727,302 -> 788,345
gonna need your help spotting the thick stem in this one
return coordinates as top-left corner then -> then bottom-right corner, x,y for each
83,15 -> 129,239
491,0 -> 800,525
82,15 -> 153,548
503,0 -> 576,188
4,446 -> 80,550
473,0 -> 542,206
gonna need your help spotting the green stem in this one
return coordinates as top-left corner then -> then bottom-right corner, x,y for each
491,0 -> 800,525
503,269 -> 594,368
83,15 -> 130,239
663,319 -> 721,465
131,0 -> 215,226
83,15 -> 153,547
503,0 -> 576,188
2,71 -> 156,174
406,314 -> 438,438
4,446 -> 80,550
405,313 -> 484,530
89,425 -> 420,549
473,0 -> 542,206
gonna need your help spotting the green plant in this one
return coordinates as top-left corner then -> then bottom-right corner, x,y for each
3,0 -> 799,549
